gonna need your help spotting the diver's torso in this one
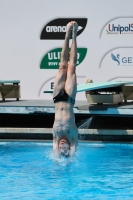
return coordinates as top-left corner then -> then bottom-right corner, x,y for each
54,101 -> 76,126
53,102 -> 78,145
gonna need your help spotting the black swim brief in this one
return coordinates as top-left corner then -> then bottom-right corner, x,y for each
53,89 -> 75,105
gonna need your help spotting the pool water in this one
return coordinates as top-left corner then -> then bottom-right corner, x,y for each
1,142 -> 133,199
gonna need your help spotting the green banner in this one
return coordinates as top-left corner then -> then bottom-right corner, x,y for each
40,48 -> 87,69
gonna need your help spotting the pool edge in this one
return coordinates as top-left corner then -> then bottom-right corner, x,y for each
0,128 -> 133,142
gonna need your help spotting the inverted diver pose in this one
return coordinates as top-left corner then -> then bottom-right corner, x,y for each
53,21 -> 78,157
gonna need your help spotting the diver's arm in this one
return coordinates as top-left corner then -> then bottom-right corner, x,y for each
71,129 -> 78,148
53,137 -> 58,151
70,142 -> 78,156
69,129 -> 78,156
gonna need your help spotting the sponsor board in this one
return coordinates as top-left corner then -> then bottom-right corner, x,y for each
39,76 -> 86,99
111,52 -> 133,66
100,47 -> 133,68
40,18 -> 87,40
40,48 -> 87,69
100,17 -> 133,37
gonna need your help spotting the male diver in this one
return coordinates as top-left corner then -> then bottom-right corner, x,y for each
53,21 -> 78,157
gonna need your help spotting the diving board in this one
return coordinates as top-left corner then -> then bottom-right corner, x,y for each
0,80 -> 20,85
44,81 -> 133,93
44,81 -> 133,104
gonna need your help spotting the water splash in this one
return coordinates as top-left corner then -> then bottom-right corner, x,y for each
78,117 -> 93,140
45,149 -> 72,167
78,117 -> 93,129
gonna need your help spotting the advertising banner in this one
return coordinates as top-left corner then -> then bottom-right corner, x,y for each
0,0 -> 133,100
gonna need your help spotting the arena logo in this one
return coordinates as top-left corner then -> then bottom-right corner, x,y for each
40,18 -> 87,40
100,17 -> 133,38
40,48 -> 87,69
45,26 -> 83,33
111,53 -> 133,66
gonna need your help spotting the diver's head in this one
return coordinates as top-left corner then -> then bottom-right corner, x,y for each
58,139 -> 70,157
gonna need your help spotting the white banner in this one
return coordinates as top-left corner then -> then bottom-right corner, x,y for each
0,0 -> 133,100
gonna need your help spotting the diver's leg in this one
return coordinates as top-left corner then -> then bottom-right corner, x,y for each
65,22 -> 78,99
53,22 -> 73,97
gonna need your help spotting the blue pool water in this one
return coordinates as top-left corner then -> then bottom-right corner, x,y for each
1,142 -> 133,199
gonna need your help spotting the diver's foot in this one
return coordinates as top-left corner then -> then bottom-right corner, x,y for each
65,22 -> 73,39
72,21 -> 78,39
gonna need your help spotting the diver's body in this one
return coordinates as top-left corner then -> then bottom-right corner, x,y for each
53,102 -> 78,154
52,21 -> 78,157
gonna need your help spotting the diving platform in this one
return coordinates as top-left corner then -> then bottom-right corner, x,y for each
0,80 -> 132,116
0,80 -> 133,141
0,100 -> 133,141
0,99 -> 132,116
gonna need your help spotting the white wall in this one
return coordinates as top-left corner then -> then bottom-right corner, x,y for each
0,0 -> 133,100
